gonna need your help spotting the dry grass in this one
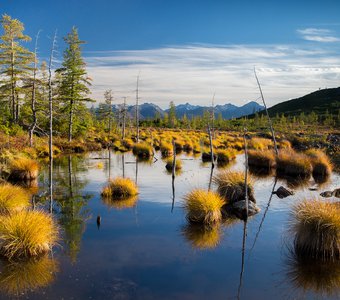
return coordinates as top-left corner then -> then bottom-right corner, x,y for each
276,149 -> 312,178
182,224 -> 221,249
183,189 -> 225,224
248,137 -> 273,150
0,210 -> 58,259
0,255 -> 59,295
0,183 -> 30,214
216,149 -> 236,164
8,157 -> 39,181
305,149 -> 333,179
101,177 -> 138,199
102,195 -> 138,209
160,142 -> 173,157
290,199 -> 340,260
213,171 -> 255,203
132,143 -> 153,158
248,149 -> 276,169
165,158 -> 182,171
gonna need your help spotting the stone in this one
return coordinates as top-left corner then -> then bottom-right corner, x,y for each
274,186 -> 294,199
231,200 -> 261,220
320,191 -> 334,198
332,188 -> 340,198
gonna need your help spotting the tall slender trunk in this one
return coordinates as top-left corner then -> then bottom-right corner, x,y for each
122,97 -> 126,139
10,39 -> 16,122
69,98 -> 74,142
135,74 -> 139,143
48,30 -> 57,214
29,31 -> 40,147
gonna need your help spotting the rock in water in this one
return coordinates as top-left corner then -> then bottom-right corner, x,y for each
274,186 -> 294,199
232,200 -> 261,220
332,188 -> 340,198
320,191 -> 334,198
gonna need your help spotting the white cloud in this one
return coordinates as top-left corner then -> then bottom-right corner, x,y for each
297,27 -> 340,43
85,44 -> 340,109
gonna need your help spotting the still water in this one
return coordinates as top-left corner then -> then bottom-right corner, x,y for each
0,151 -> 339,299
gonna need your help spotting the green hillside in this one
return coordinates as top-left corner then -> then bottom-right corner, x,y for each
259,87 -> 340,117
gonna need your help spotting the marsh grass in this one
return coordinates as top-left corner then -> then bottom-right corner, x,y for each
216,149 -> 236,164
248,149 -> 276,169
132,143 -> 153,158
291,199 -> 340,260
0,184 -> 30,214
160,142 -> 173,157
8,157 -> 39,181
182,223 -> 221,249
165,158 -> 182,171
101,177 -> 138,199
305,149 -> 333,180
183,189 -> 225,224
213,171 -> 255,203
276,149 -> 312,178
0,255 -> 58,296
0,210 -> 58,259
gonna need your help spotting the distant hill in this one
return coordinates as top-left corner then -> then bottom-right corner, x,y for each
257,87 -> 340,117
109,101 -> 264,120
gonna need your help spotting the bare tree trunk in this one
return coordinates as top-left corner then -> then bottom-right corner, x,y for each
243,129 -> 249,219
211,92 -> 215,139
10,39 -> 16,122
69,99 -> 74,142
208,126 -> 215,169
48,30 -> 57,214
29,31 -> 41,147
122,97 -> 126,139
254,68 -> 278,156
135,74 -> 140,143
172,139 -> 176,179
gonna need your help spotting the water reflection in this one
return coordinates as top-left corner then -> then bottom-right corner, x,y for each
285,253 -> 340,298
102,195 -> 138,210
182,224 -> 222,250
0,255 -> 58,296
53,155 -> 92,263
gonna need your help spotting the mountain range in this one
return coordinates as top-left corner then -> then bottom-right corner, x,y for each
111,101 -> 264,120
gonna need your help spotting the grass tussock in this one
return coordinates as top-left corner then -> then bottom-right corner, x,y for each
305,149 -> 333,179
182,224 -> 221,249
0,183 -> 30,214
213,171 -> 255,203
248,149 -> 276,169
101,177 -> 138,199
183,189 -> 225,224
291,199 -> 340,260
276,149 -> 312,178
132,143 -> 153,158
8,157 -> 39,181
160,142 -> 173,157
216,149 -> 236,164
0,255 -> 58,295
165,158 -> 182,171
0,210 -> 58,259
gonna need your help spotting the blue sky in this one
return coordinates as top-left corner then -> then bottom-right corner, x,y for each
2,0 -> 340,107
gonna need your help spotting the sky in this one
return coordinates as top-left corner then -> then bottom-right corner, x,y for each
2,0 -> 340,108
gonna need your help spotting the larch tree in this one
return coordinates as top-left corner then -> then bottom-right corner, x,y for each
0,14 -> 33,123
56,27 -> 92,141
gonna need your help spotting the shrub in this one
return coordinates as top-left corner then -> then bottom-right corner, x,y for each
0,210 -> 58,259
213,171 -> 255,203
101,177 -> 138,199
0,183 -> 30,214
183,189 -> 225,224
290,199 -> 340,260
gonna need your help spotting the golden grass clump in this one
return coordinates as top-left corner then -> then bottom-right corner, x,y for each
0,183 -> 30,214
101,177 -> 138,199
8,157 -> 39,181
165,158 -> 182,171
305,149 -> 333,179
213,171 -> 255,203
276,149 -> 312,178
248,149 -> 276,169
132,142 -> 153,158
291,199 -> 340,260
216,149 -> 236,164
0,210 -> 58,259
122,138 -> 134,150
182,224 -> 221,249
183,189 -> 225,224
160,142 -> 173,157
248,137 -> 273,150
0,255 -> 58,296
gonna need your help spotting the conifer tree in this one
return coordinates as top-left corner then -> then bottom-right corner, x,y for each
0,14 -> 33,123
56,27 -> 92,141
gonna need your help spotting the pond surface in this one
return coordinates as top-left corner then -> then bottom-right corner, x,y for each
1,151 -> 339,300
